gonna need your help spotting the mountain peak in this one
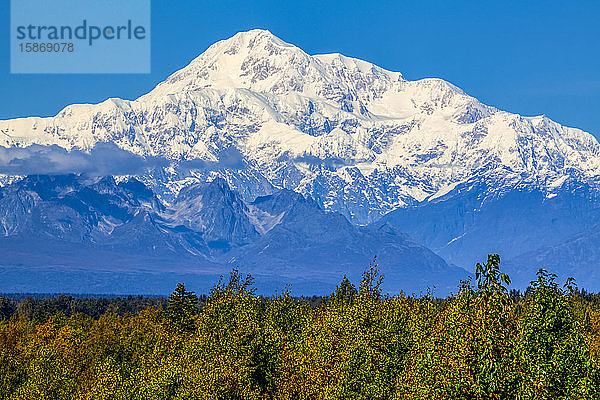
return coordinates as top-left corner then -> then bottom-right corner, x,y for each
228,28 -> 292,48
144,29 -> 402,107
145,29 -> 310,97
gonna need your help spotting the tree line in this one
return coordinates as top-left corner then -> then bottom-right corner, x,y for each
1,256 -> 600,399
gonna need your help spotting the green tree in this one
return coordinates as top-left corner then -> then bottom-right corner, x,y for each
359,258 -> 384,300
0,297 -> 16,321
330,275 -> 358,306
475,253 -> 511,296
167,283 -> 198,333
515,269 -> 595,398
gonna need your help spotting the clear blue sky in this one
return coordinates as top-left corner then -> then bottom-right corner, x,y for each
2,0 -> 599,137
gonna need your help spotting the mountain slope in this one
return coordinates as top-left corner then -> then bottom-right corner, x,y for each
503,225 -> 600,289
0,174 -> 208,255
224,189 -> 464,294
380,177 -> 600,272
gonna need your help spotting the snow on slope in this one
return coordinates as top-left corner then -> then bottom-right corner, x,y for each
1,29 -> 600,223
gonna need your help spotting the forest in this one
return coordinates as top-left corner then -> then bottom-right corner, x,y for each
1,255 -> 600,399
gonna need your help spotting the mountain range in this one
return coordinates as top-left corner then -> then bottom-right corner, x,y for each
0,174 -> 461,294
1,29 -> 600,293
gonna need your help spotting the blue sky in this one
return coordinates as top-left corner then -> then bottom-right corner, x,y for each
1,0 -> 599,137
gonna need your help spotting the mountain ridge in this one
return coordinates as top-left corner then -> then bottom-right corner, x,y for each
0,174 -> 466,294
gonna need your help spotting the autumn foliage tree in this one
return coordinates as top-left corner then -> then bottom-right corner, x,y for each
1,257 -> 600,399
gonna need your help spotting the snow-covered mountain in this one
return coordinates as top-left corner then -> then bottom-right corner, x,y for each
2,29 -> 599,225
2,29 -> 600,288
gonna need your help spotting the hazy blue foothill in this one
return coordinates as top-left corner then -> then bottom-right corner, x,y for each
0,174 -> 465,296
382,178 -> 600,289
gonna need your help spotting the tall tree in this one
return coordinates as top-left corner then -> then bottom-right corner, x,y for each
168,283 -> 198,333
